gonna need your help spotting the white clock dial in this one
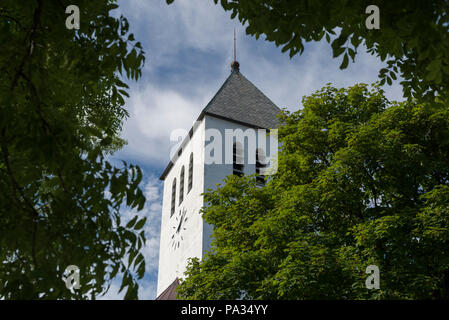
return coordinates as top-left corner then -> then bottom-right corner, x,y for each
171,208 -> 188,250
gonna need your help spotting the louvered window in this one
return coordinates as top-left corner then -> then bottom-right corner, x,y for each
188,153 -> 193,193
233,142 -> 244,176
171,178 -> 176,217
179,166 -> 185,204
256,148 -> 266,185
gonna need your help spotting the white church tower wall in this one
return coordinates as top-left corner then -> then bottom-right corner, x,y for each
157,119 -> 206,297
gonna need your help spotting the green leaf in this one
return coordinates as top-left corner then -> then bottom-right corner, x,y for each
126,216 -> 138,228
340,53 -> 349,69
134,217 -> 147,230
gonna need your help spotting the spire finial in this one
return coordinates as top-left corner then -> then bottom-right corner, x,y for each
234,28 -> 236,62
231,28 -> 240,72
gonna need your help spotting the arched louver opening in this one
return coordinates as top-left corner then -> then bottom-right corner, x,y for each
179,166 -> 185,204
233,142 -> 244,177
256,148 -> 266,185
188,153 -> 193,193
171,178 -> 176,217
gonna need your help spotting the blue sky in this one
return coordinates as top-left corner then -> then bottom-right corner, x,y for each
102,0 -> 405,299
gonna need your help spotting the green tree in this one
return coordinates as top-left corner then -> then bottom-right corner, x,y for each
0,1 -> 147,299
167,0 -> 449,102
177,84 -> 449,299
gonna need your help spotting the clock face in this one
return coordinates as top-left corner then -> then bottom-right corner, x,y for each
171,208 -> 188,250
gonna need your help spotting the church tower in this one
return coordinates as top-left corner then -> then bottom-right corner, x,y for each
156,61 -> 280,299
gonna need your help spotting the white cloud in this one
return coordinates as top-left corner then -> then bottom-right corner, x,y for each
138,280 -> 158,300
136,175 -> 164,299
117,0 -> 235,64
239,40 -> 404,110
116,84 -> 206,166
141,176 -> 163,277
98,281 -> 125,300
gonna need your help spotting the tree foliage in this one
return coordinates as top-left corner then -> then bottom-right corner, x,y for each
0,0 -> 147,299
178,84 -> 449,299
167,0 -> 449,102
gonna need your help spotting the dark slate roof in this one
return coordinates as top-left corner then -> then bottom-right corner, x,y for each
156,278 -> 179,300
202,68 -> 281,129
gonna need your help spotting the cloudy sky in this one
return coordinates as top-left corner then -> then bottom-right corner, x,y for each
103,0 -> 405,299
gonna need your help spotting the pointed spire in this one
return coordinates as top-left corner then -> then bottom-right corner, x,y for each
234,28 -> 236,61
231,28 -> 240,72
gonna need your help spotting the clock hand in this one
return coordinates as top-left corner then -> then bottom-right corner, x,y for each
176,218 -> 182,233
176,210 -> 187,234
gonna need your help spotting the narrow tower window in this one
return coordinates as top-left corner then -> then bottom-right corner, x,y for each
179,166 -> 185,204
233,142 -> 244,176
171,178 -> 176,217
256,148 -> 266,185
188,153 -> 193,193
